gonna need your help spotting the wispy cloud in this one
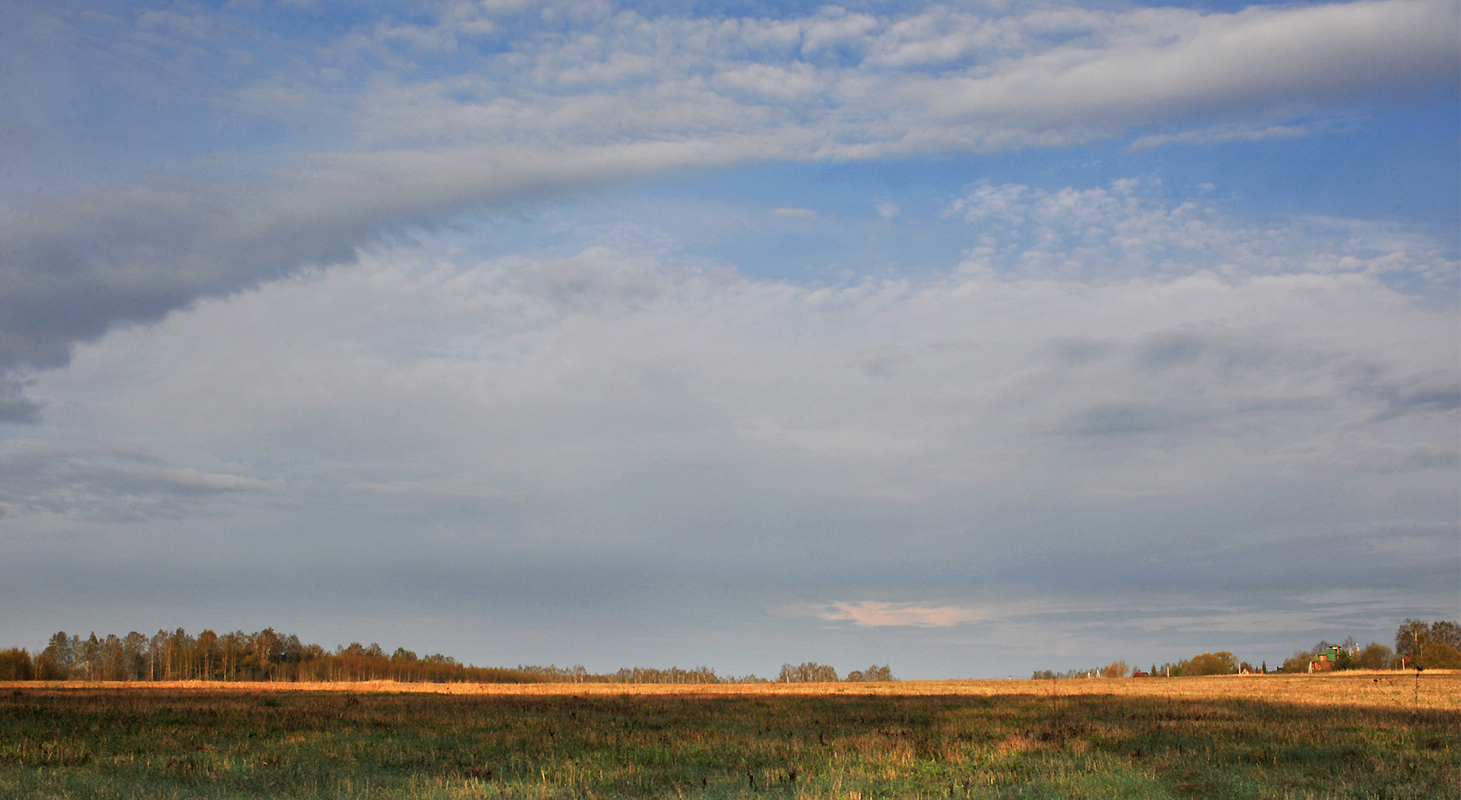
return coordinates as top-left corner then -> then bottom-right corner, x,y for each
948,179 -> 1458,282
0,444 -> 275,523
817,601 -> 984,628
1128,124 -> 1313,151
772,207 -> 817,219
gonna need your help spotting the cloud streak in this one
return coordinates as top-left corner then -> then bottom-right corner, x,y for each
0,444 -> 273,524
817,601 -> 984,628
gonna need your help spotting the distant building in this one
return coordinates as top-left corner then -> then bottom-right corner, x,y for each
1309,645 -> 1343,673
1131,670 -> 1149,678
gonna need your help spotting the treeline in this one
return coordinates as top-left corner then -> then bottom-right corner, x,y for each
1034,653 -> 1275,681
512,662 -> 893,684
0,629 -> 544,683
1277,619 -> 1461,673
1030,619 -> 1461,680
0,627 -> 895,685
513,664 -> 769,684
777,662 -> 894,683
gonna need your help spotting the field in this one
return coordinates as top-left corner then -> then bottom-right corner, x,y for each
1,673 -> 1456,799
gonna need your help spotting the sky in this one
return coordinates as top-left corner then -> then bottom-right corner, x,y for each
0,0 -> 1457,679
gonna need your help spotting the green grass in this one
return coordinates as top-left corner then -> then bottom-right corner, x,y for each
0,686 -> 1455,798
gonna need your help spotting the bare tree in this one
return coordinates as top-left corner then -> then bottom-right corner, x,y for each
1395,619 -> 1429,662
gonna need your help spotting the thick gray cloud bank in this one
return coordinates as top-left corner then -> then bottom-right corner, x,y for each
3,180 -> 1457,673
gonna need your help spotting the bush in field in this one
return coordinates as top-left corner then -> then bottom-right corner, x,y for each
34,655 -> 67,680
1431,620 -> 1461,649
1355,643 -> 1395,670
1101,661 -> 1130,678
1280,652 -> 1314,673
1185,652 -> 1238,676
844,665 -> 893,682
1416,642 -> 1461,670
0,648 -> 33,680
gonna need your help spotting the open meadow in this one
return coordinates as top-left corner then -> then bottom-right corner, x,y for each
2,673 -> 1456,799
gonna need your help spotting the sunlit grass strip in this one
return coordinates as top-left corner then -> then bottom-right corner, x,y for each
4,670 -> 1456,708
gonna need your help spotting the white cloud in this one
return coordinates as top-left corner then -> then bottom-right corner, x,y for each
772,206 -> 817,219
298,0 -> 1455,156
715,62 -> 823,101
1128,123 -> 1314,151
949,179 -> 1458,282
3,0 -> 1453,393
818,601 -> 984,627
875,200 -> 900,219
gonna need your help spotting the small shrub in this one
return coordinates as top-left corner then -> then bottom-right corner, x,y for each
1416,642 -> 1461,670
1186,652 -> 1237,676
1101,661 -> 1130,678
1280,652 -> 1313,674
0,648 -> 33,680
1355,643 -> 1394,670
845,665 -> 893,682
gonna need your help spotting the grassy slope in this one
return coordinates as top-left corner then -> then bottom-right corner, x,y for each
0,673 -> 1456,799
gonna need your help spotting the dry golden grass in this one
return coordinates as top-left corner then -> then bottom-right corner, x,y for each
5,669 -> 1456,709
2,673 -> 1456,798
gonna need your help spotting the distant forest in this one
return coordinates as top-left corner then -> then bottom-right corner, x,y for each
0,627 -> 892,685
1031,619 -> 1461,679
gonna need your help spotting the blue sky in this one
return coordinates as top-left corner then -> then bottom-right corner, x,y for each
1,0 -> 1457,678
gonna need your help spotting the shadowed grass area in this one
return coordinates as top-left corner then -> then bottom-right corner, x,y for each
0,682 -> 1455,798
